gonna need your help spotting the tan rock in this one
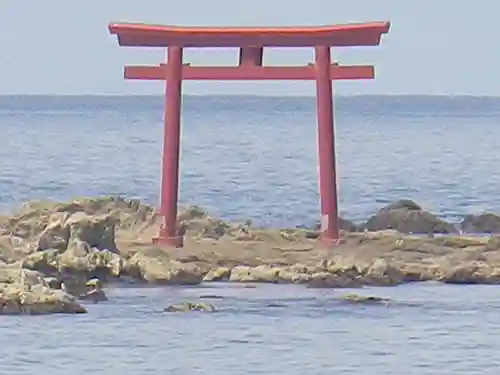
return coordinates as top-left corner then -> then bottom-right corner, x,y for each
126,253 -> 203,285
0,282 -> 87,315
438,261 -> 500,284
203,267 -> 231,282
229,265 -> 280,283
337,293 -> 391,305
164,301 -> 216,312
362,258 -> 404,286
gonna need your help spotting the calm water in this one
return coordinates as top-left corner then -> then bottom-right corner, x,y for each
2,95 -> 500,225
2,283 -> 500,374
2,95 -> 500,373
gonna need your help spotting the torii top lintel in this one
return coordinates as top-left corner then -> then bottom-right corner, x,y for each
108,21 -> 390,48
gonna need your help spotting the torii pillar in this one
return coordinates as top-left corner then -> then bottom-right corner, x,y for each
108,22 -> 390,248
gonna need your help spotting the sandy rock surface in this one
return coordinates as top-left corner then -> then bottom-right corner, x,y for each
1,196 -> 500,292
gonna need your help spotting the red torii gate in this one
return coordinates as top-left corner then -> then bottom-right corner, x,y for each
108,22 -> 390,248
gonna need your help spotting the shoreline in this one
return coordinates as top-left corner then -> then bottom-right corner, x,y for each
2,196 -> 500,314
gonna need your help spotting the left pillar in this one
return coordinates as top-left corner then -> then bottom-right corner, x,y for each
153,46 -> 184,247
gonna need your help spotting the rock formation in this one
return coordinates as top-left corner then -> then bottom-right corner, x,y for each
1,195 -> 500,295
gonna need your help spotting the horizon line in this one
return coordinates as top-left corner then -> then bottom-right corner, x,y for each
1,93 -> 500,99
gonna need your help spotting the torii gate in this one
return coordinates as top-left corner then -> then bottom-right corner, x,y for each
108,22 -> 390,248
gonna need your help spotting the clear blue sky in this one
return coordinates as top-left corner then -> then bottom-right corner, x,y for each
1,0 -> 497,96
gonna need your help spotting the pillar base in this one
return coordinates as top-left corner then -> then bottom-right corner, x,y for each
152,232 -> 184,248
316,235 -> 345,249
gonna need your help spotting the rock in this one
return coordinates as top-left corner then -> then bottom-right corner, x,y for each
363,200 -> 457,234
0,265 -> 45,286
438,261 -> 500,284
74,278 -> 108,303
164,301 -> 216,312
361,258 -> 404,286
203,267 -> 231,282
0,282 -> 87,315
37,212 -> 71,251
0,235 -> 35,263
78,289 -> 108,303
461,213 -> 500,234
229,265 -> 280,283
58,243 -> 123,277
126,253 -> 203,285
306,271 -> 363,288
64,212 -> 118,252
337,293 -> 391,305
43,276 -> 64,290
277,267 -> 312,284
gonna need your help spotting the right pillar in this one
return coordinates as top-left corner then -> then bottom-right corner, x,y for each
314,46 -> 340,246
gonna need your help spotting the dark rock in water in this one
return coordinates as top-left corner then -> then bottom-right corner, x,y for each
266,302 -> 288,308
306,273 -> 363,289
379,200 -> 422,212
461,213 -> 500,233
338,293 -> 391,305
43,277 -> 64,290
362,199 -> 457,234
78,289 -> 108,303
164,301 -> 216,312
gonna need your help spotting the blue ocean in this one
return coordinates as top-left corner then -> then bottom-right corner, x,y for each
1,95 -> 500,374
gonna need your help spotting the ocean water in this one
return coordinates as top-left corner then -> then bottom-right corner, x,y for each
2,95 -> 500,373
2,283 -> 500,374
2,95 -> 500,225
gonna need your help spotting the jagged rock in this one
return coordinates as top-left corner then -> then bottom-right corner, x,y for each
164,301 -> 216,312
37,212 -> 71,251
64,212 -> 118,251
0,265 -> 45,286
0,264 -> 86,315
58,242 -> 123,276
461,213 -> 500,234
363,199 -> 457,234
0,235 -> 35,263
277,267 -> 312,284
125,253 -> 203,285
0,282 -> 87,315
361,258 -> 405,286
20,210 -> 124,278
229,265 -> 280,283
438,261 -> 500,284
203,267 -> 231,281
305,272 -> 363,288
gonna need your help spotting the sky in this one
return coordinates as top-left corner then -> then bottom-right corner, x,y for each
0,0 -> 498,96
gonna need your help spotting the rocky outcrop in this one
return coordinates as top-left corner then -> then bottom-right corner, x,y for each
214,258 -> 407,287
0,283 -> 87,315
0,263 -> 86,315
203,267 -> 231,282
437,261 -> 500,284
461,213 -> 500,234
4,195 -> 500,289
164,301 -> 216,312
337,293 -> 391,305
125,253 -> 203,285
363,200 -> 457,234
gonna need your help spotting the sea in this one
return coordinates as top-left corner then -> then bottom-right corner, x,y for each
1,95 -> 500,374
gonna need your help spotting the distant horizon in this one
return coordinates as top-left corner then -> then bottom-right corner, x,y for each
2,93 -> 500,99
